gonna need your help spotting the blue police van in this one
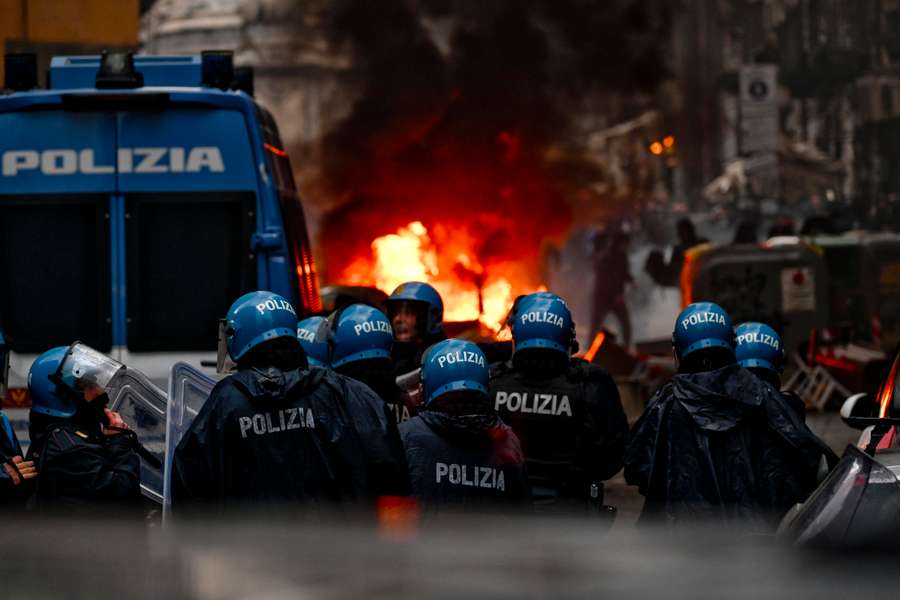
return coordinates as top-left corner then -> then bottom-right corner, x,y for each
0,52 -> 320,393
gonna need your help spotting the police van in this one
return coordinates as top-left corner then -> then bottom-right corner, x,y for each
0,52 -> 320,404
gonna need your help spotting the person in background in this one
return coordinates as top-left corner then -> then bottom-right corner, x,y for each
0,330 -> 37,505
386,282 -> 446,376
590,227 -> 633,347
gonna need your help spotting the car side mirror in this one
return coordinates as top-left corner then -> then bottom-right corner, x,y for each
841,393 -> 877,430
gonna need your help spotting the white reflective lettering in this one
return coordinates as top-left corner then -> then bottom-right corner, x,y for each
41,150 -> 77,175
2,150 -> 38,176
187,146 -> 225,172
252,414 -> 266,435
238,416 -> 253,438
497,390 -> 573,417
78,149 -> 114,174
435,463 -> 505,490
118,148 -> 133,173
2,146 -> 228,176
239,408 -> 315,438
169,147 -> 185,173
133,147 -> 167,173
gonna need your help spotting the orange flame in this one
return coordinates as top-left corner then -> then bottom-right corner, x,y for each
341,221 -> 541,332
878,354 -> 900,418
583,332 -> 607,363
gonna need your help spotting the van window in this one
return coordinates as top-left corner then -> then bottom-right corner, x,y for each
124,192 -> 256,351
0,194 -> 112,352
257,107 -> 321,314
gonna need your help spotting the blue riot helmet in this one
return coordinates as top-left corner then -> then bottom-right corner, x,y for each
326,304 -> 394,369
223,291 -> 299,363
510,292 -> 577,356
386,281 -> 444,338
28,346 -> 75,417
421,339 -> 489,405
735,322 -> 784,373
0,329 -> 8,397
672,301 -> 735,362
297,316 -> 329,367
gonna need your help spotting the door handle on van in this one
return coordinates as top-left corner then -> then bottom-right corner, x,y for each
249,232 -> 284,251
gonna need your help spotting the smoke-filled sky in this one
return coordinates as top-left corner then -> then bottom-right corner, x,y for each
312,0 -> 672,284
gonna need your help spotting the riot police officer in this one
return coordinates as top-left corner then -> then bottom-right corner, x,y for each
172,291 -> 409,510
735,322 -> 806,417
624,302 -> 835,529
323,304 -> 418,423
385,281 -> 446,376
490,292 -> 628,514
399,339 -> 529,514
1,331 -> 37,504
26,344 -> 142,509
297,316 -> 329,368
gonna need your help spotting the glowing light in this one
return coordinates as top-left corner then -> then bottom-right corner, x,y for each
371,221 -> 438,293
341,221 -> 542,332
583,332 -> 607,363
878,354 -> 900,418
662,135 -> 675,148
264,142 -> 288,157
649,142 -> 663,155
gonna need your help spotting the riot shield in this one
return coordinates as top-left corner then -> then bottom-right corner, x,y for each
106,369 -> 168,504
164,362 -> 218,512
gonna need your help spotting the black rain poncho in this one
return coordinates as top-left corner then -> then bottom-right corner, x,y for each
624,365 -> 837,530
399,410 -> 530,514
172,365 -> 409,511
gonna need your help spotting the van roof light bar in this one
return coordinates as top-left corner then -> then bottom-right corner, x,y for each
96,51 -> 144,89
201,50 -> 234,91
232,65 -> 254,96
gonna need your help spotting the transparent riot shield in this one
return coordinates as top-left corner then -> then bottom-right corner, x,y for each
105,369 -> 168,504
164,362 -> 218,513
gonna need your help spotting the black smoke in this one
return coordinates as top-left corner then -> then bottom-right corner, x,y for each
313,0 -> 673,281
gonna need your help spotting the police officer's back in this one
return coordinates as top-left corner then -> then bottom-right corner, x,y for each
399,339 -> 529,514
491,292 -> 628,514
625,302 -> 833,529
172,291 -> 409,510
386,282 -> 447,376
26,345 -> 142,509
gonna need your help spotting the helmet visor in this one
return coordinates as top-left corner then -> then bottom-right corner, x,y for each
55,343 -> 124,395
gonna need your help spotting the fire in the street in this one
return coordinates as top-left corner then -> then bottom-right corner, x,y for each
342,220 -> 538,332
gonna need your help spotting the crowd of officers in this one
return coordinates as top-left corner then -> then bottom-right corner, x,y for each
0,283 -> 836,530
